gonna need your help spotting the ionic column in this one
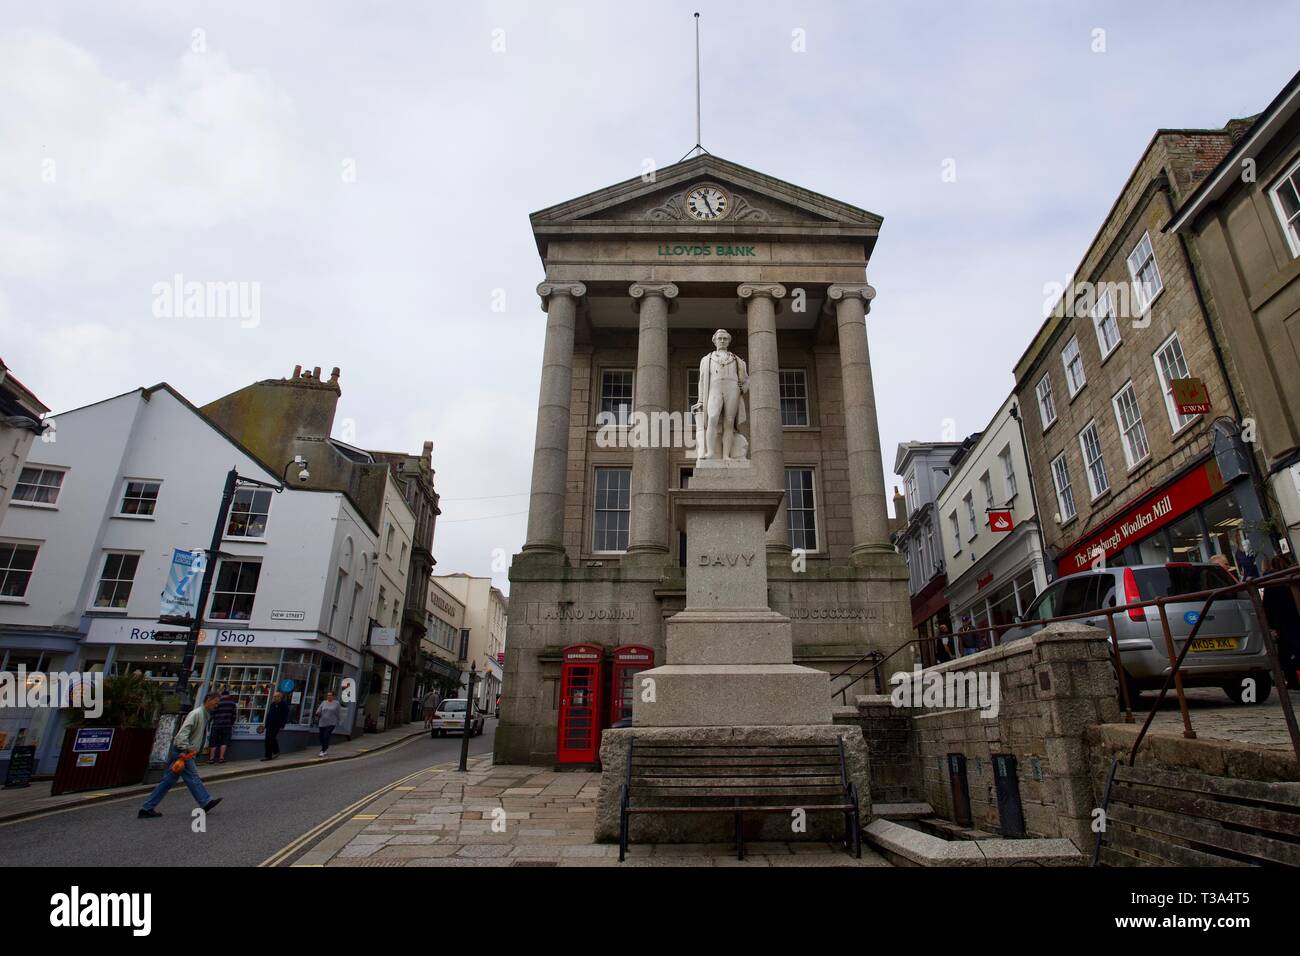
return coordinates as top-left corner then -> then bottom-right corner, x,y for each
737,282 -> 789,553
522,281 -> 586,559
624,281 -> 678,563
827,283 -> 892,557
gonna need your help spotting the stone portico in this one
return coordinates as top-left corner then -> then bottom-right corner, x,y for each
496,155 -> 911,767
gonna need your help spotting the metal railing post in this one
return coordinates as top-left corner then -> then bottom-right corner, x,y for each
1106,611 -> 1134,723
1154,601 -> 1196,739
1244,585 -> 1300,759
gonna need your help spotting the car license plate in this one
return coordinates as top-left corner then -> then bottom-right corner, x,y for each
1189,637 -> 1240,652
446,719 -> 462,726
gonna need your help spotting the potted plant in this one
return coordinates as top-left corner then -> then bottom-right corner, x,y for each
50,672 -> 166,795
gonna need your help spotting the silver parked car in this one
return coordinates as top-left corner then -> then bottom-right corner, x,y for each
1001,563 -> 1273,704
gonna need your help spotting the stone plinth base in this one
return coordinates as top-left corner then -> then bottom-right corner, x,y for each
664,609 -> 793,664
594,724 -> 873,844
634,663 -> 832,726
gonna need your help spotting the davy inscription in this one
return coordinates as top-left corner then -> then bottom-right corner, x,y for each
697,552 -> 756,567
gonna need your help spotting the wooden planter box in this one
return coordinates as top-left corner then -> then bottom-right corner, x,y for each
50,726 -> 156,796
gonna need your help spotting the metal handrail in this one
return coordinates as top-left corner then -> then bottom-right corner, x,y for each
830,566 -> 1300,762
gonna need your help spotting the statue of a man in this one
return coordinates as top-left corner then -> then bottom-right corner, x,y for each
693,329 -> 749,460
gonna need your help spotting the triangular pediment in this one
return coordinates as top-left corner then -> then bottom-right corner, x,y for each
530,154 -> 881,229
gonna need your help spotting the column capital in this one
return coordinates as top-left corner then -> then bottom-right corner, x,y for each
825,283 -> 877,313
629,281 -> 679,312
736,282 -> 787,301
536,281 -> 587,310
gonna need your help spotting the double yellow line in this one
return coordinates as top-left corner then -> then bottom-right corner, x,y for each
258,763 -> 444,867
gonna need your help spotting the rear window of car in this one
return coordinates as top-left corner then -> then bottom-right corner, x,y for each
440,700 -> 467,712
1133,565 -> 1235,600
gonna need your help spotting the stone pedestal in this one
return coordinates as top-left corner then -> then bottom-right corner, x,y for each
632,459 -> 832,728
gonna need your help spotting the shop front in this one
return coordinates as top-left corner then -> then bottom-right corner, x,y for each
0,627 -> 84,775
947,519 -> 1047,648
1055,456 -> 1276,581
80,619 -> 362,760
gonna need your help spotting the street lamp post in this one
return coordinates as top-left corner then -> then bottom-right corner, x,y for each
458,661 -> 477,772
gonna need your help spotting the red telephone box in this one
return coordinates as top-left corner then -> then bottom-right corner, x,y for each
556,644 -> 604,765
608,644 -> 655,726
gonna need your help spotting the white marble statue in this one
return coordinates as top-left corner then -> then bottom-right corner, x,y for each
693,329 -> 749,461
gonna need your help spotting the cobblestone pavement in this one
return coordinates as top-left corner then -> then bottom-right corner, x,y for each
1133,686 -> 1300,751
305,757 -> 891,867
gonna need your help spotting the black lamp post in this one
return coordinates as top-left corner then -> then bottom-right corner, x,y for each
458,661 -> 477,772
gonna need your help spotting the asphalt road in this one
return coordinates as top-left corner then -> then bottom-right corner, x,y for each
0,720 -> 497,867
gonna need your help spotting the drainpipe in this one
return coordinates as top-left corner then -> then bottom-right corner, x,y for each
1009,401 -> 1056,584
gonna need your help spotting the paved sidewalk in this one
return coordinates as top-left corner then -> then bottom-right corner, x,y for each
304,758 -> 891,867
0,723 -> 429,822
1134,686 -> 1300,751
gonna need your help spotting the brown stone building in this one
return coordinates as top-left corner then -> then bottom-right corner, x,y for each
495,155 -> 912,767
1013,125 -> 1279,580
1168,69 -> 1300,556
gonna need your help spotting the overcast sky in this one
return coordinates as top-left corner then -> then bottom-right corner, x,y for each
3,1 -> 1294,595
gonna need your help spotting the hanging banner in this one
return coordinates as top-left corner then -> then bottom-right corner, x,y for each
160,548 -> 204,619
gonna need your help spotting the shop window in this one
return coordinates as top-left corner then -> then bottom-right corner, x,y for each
1202,493 -> 1255,575
93,552 -> 140,609
226,488 -> 272,538
0,542 -> 39,599
13,467 -> 65,506
785,468 -> 818,552
1166,511 -> 1208,563
119,479 -> 161,516
592,467 -> 631,553
779,369 -> 810,426
211,663 -> 276,730
210,560 -> 261,620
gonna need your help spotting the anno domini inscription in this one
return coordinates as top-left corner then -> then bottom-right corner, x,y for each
526,604 -> 639,624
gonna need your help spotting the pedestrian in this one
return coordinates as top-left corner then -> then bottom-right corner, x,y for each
1210,552 -> 1239,581
260,690 -> 290,762
933,623 -> 954,664
1262,555 -> 1300,690
421,688 -> 439,728
315,690 -> 342,757
138,692 -> 224,819
959,618 -> 981,657
207,688 -> 238,764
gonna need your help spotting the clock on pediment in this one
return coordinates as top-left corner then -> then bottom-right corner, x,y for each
684,183 -> 730,221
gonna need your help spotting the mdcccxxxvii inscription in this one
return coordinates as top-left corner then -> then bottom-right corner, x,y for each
777,604 -> 883,622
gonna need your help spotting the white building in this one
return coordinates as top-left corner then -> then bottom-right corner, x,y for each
433,574 -> 506,712
936,394 -> 1049,640
0,384 -> 379,773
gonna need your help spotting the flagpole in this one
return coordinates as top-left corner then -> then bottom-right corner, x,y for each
694,12 -> 701,150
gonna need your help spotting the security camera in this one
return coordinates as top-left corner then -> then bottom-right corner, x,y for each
297,468 -> 311,483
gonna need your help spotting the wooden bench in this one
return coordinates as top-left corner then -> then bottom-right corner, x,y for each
617,736 -> 862,861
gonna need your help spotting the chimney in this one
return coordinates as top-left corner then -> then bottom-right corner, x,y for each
292,364 -> 302,379
312,366 -> 322,381
330,367 -> 341,384
893,485 -> 908,522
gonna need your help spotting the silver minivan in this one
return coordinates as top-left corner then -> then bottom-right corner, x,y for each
1001,563 -> 1273,704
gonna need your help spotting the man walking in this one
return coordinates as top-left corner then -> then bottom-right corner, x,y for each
138,692 -> 224,819
421,688 -> 438,729
261,690 -> 290,761
208,688 -> 238,763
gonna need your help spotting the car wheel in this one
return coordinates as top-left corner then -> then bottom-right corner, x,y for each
1222,673 -> 1272,705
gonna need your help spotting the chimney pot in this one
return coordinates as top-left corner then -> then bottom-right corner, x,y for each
312,367 -> 322,380
330,367 -> 340,383
293,365 -> 302,378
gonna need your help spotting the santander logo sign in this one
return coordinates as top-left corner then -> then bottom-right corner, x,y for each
988,509 -> 1014,533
